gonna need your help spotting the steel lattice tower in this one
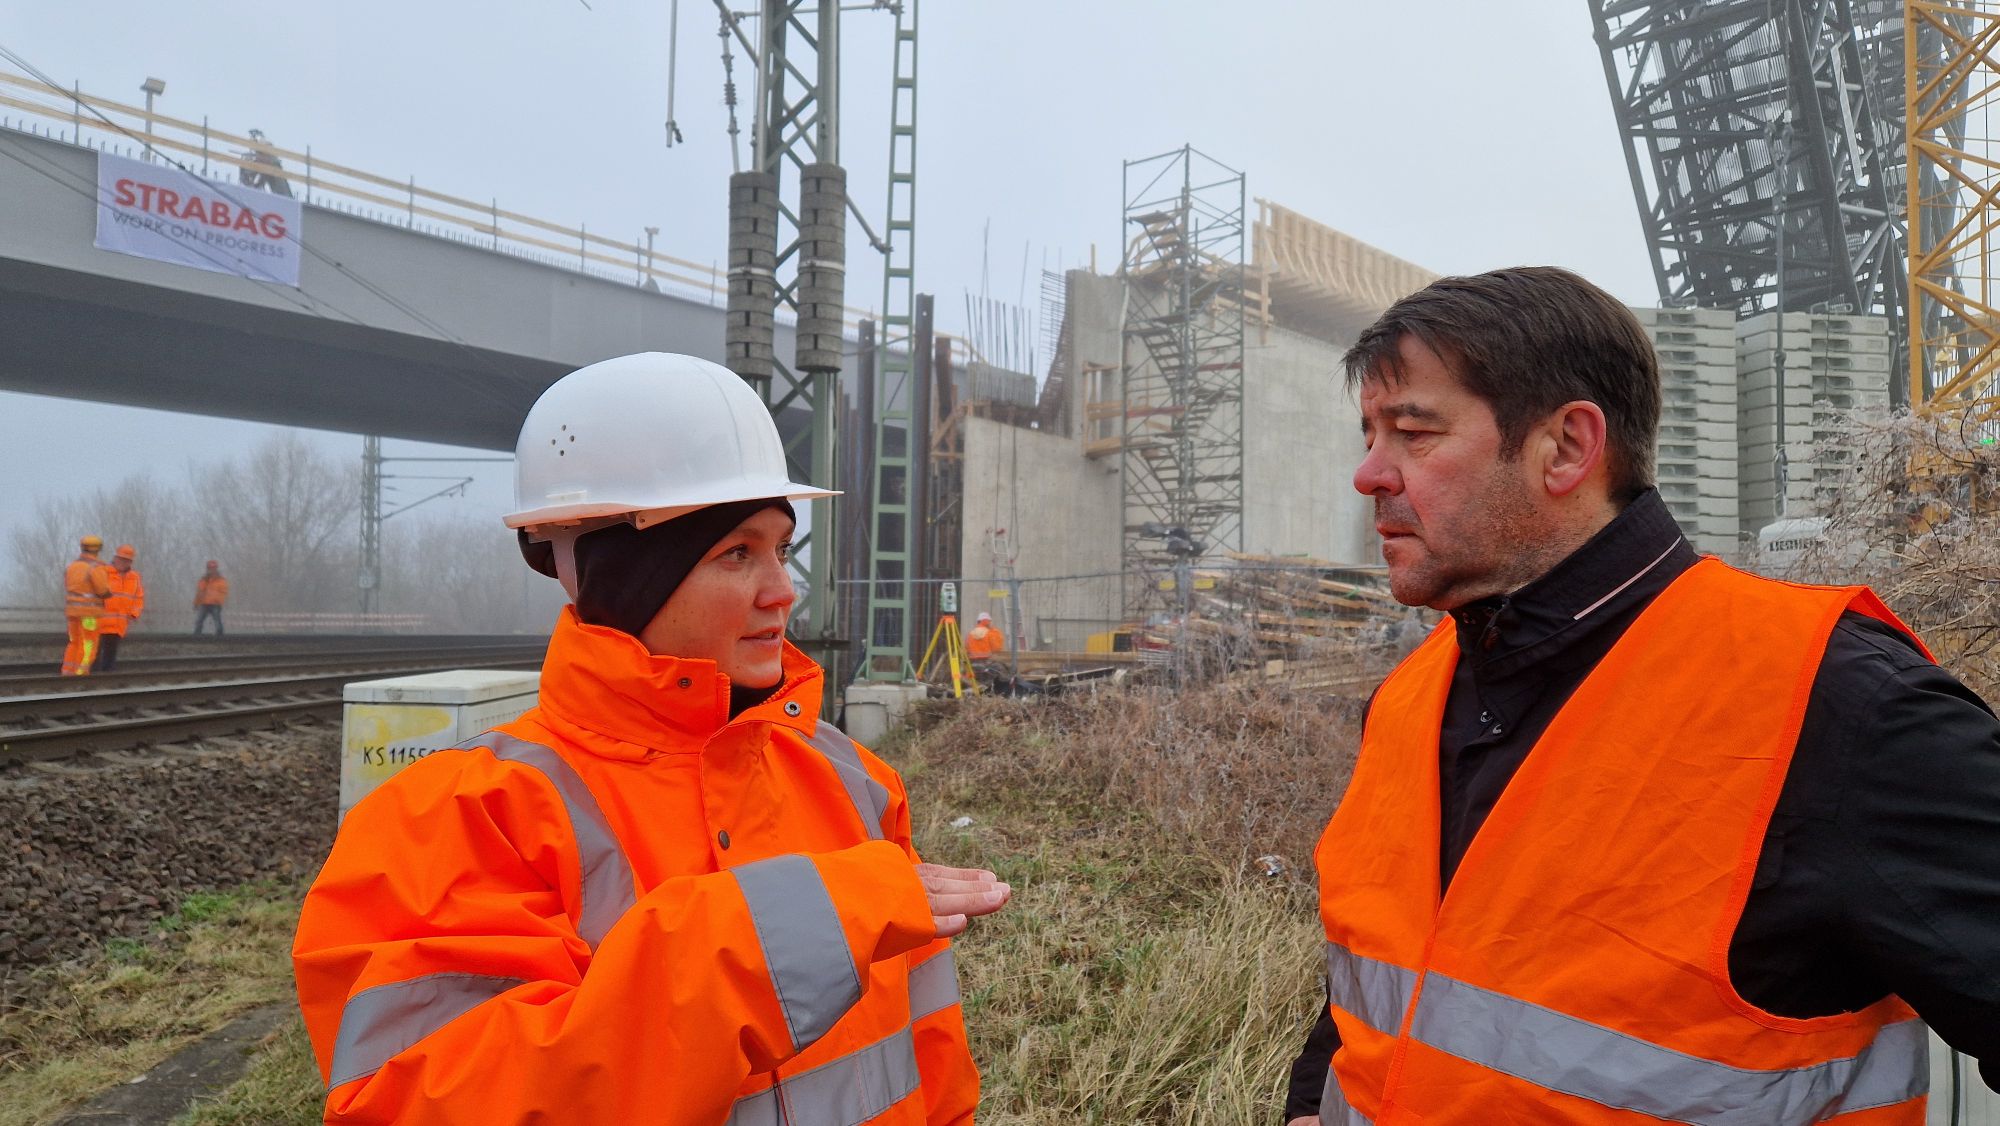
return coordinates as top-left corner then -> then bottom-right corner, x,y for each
1591,0 -> 1911,402
1118,147 -> 1246,611
1908,0 -> 2000,418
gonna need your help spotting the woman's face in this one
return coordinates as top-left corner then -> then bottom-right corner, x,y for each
637,506 -> 797,688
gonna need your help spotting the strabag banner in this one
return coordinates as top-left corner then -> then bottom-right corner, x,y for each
93,150 -> 302,287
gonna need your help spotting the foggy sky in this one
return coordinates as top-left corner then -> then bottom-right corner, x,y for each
0,1 -> 1656,555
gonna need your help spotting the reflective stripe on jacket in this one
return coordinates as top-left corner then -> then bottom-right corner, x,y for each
64,555 -> 111,618
194,574 -> 228,605
293,607 -> 977,1124
1313,559 -> 1931,1124
102,569 -> 144,636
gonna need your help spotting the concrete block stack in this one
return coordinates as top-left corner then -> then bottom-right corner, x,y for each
1734,311 -> 1892,538
1632,306 -> 1741,555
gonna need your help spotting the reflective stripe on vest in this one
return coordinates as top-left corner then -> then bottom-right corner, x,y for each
725,1023 -> 921,1126
1324,941 -> 1929,1124
1326,940 -> 1416,1038
484,733 -> 638,948
730,853 -> 865,1052
907,947 -> 962,1021
1317,1065 -> 1373,1126
804,721 -> 891,840
328,972 -> 526,1089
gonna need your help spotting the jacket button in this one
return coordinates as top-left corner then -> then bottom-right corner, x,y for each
678,677 -> 692,689
783,701 -> 802,717
718,829 -> 731,850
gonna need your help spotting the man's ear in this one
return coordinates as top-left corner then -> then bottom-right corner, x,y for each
1541,401 -> 1608,499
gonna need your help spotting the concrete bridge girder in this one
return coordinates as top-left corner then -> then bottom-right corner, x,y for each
0,128 -> 807,451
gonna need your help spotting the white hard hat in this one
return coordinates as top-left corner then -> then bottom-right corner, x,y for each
976,612 -> 993,623
505,352 -> 836,534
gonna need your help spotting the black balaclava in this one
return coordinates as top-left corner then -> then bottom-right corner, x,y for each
518,498 -> 796,713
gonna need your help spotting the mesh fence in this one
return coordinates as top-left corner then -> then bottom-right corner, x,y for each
828,561 -> 1429,693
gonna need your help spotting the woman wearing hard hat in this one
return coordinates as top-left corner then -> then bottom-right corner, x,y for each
294,353 -> 1008,1124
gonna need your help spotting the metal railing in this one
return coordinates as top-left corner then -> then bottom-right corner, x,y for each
0,69 -> 912,344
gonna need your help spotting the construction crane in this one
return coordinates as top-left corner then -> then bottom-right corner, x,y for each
1589,0 -> 1909,391
1593,1 -> 2000,539
1908,0 -> 2000,424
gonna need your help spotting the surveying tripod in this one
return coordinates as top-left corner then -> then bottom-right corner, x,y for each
914,582 -> 978,698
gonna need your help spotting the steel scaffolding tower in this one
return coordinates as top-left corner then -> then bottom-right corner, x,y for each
1118,147 -> 1246,611
1908,0 -> 2000,419
862,0 -> 921,679
1591,0 -> 1911,401
720,0 -> 847,672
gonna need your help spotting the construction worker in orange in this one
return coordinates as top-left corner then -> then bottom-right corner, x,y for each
61,535 -> 114,675
95,544 -> 146,673
294,353 -> 1010,1124
964,611 -> 1004,660
192,560 -> 228,635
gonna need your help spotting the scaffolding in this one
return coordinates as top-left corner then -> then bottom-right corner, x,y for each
1908,0 -> 2000,422
1117,146 -> 1246,612
1591,0 -> 1910,401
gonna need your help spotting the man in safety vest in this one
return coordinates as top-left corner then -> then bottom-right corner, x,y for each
96,544 -> 145,672
1284,267 -> 2000,1124
192,560 -> 227,635
295,353 -> 1010,1123
964,612 -> 1004,661
61,534 -> 113,675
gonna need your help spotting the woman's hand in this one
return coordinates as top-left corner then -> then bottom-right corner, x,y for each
916,863 -> 1011,938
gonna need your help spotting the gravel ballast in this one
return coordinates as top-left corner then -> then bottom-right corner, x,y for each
0,723 -> 339,972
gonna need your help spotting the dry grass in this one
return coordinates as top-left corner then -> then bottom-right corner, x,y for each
0,883 -> 302,1126
176,1015 -> 319,1126
896,681 -> 1362,1123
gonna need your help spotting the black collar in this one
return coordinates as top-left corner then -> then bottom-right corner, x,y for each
1449,489 -> 1697,679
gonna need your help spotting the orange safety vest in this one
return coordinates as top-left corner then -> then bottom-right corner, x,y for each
1313,559 -> 1931,1124
294,607 -> 977,1124
194,574 -> 229,605
63,555 -> 111,619
965,624 -> 1002,660
101,569 -> 145,636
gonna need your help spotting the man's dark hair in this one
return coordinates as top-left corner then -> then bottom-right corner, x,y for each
1343,266 -> 1661,501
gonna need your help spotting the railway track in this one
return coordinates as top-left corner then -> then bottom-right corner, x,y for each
0,644 -> 544,694
0,645 -> 544,763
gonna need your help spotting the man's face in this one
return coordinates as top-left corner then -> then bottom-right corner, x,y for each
1353,336 -> 1544,610
113,558 -> 131,573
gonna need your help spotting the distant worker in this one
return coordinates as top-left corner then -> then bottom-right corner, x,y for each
193,560 -> 228,635
1285,267 -> 2000,1123
61,535 -> 113,676
964,611 -> 1005,660
96,544 -> 146,673
294,353 -> 1008,1123
237,128 -> 293,197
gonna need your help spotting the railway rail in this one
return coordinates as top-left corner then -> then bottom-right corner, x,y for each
0,643 -> 544,763
0,644 -> 546,694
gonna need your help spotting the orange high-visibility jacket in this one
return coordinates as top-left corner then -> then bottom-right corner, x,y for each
965,625 -> 1003,660
194,574 -> 229,606
294,608 -> 977,1125
101,569 -> 145,636
63,555 -> 111,619
1313,559 -> 1931,1124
